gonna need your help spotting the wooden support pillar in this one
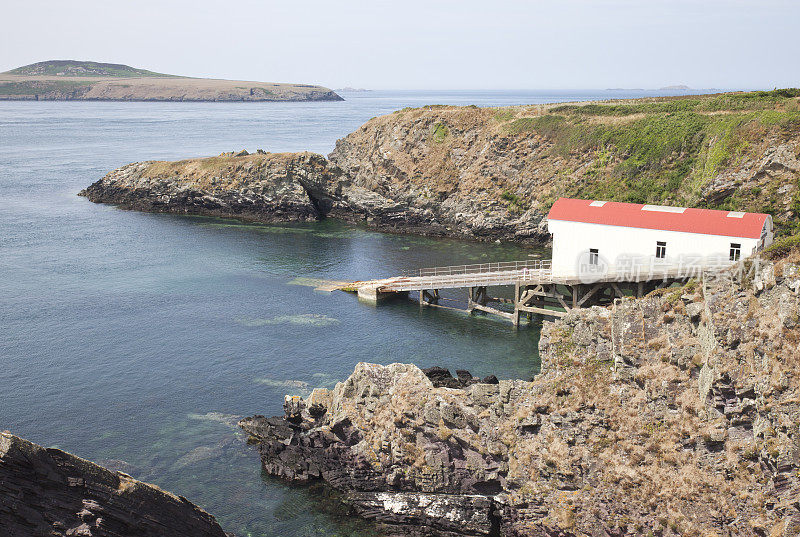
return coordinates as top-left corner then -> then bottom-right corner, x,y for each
468,286 -> 488,313
420,289 -> 440,307
512,282 -> 521,327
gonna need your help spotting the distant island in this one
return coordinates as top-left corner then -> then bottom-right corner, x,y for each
335,87 -> 372,92
0,60 -> 343,102
606,85 -> 694,91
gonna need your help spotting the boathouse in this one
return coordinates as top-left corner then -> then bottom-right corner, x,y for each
347,198 -> 775,324
547,198 -> 774,278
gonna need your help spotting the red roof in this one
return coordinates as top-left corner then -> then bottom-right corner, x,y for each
547,198 -> 770,239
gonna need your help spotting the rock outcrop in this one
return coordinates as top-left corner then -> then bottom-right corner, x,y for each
82,90 -> 800,242
79,152 -> 343,222
326,106 -> 556,242
0,431 -> 230,537
241,257 -> 800,536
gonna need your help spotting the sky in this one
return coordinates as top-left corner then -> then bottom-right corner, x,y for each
1,0 -> 798,90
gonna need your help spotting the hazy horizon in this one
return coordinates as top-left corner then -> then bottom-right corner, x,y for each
2,0 -> 798,91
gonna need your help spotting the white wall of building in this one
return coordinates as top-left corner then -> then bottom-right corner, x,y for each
548,219 -> 771,278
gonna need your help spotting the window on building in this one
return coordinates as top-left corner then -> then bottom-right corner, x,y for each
730,243 -> 741,261
589,248 -> 599,265
655,241 -> 667,259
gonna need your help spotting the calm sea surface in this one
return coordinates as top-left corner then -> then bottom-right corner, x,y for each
0,88 -> 716,536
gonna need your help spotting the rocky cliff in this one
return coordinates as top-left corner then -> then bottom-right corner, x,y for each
82,89 -> 800,243
240,253 -> 800,536
0,431 -> 230,537
327,91 -> 800,238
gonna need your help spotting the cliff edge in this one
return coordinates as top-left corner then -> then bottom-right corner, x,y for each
0,431 -> 231,537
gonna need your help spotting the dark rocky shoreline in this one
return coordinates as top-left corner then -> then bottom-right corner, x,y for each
78,150 -> 549,245
0,431 -> 231,537
239,365 -> 507,537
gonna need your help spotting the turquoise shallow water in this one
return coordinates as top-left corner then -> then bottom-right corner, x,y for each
0,88 -> 716,536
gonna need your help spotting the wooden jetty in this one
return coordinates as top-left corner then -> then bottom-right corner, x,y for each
345,259 -> 720,325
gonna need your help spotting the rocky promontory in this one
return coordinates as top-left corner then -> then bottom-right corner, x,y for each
79,149 -> 546,241
0,431 -> 230,536
82,89 -> 800,243
80,152 -> 342,223
241,253 -> 800,536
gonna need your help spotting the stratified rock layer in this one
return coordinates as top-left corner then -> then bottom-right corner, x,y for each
0,431 -> 230,537
241,258 -> 800,536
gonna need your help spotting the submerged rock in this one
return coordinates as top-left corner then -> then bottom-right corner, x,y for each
242,261 -> 800,536
0,431 -> 231,537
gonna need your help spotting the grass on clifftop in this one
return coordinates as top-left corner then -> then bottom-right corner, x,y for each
431,122 -> 450,143
5,60 -> 182,78
0,80 -> 92,95
498,89 -> 800,219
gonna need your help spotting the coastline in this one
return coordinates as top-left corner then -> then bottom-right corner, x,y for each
240,258 -> 800,536
79,89 -> 800,246
0,73 -> 343,102
9,87 -> 799,536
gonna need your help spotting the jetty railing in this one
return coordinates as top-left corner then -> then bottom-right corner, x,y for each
410,259 -> 551,278
381,269 -> 553,292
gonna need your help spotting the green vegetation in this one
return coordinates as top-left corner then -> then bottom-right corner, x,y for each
4,60 -> 181,78
549,89 -> 800,116
501,190 -> 525,213
0,80 -> 91,96
493,109 -> 516,122
504,112 -> 708,203
765,233 -> 800,259
507,114 -> 566,136
431,122 -> 449,143
497,89 -> 800,213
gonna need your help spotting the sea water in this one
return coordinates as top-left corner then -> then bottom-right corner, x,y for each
0,88 -> 715,536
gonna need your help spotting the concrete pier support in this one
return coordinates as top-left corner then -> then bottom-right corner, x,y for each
358,286 -> 396,304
